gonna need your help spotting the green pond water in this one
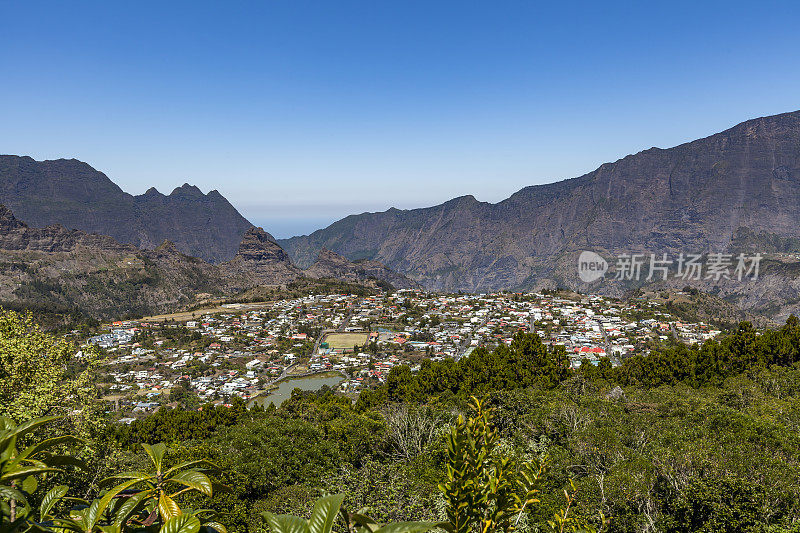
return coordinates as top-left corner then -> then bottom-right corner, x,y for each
250,374 -> 344,407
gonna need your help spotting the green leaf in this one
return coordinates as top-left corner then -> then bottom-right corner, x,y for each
349,513 -> 381,533
159,492 -> 182,521
167,470 -> 213,497
15,435 -> 80,463
163,459 -> 218,479
142,443 -> 168,474
0,416 -> 60,450
308,494 -> 344,533
39,485 -> 69,519
21,475 -> 38,494
82,498 -> 103,533
111,489 -> 152,528
101,471 -> 152,484
47,455 -> 87,470
0,485 -> 28,507
50,517 -> 85,533
0,465 -> 60,482
199,522 -> 227,533
90,478 -> 147,531
262,512 -> 309,533
160,514 -> 201,533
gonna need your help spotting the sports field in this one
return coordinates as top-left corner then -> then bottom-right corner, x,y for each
324,332 -> 370,350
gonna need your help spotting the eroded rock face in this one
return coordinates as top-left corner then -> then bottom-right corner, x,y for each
234,227 -> 286,262
0,156 -> 253,262
0,204 -> 134,254
227,227 -> 302,286
304,248 -> 418,290
281,110 -> 800,292
0,204 -> 412,319
278,110 -> 800,317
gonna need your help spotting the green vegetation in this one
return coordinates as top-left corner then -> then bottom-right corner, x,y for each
222,278 -> 379,305
0,310 -> 101,423
1,416 -> 224,533
6,309 -> 800,532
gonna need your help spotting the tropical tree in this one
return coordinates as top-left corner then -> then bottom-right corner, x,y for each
0,420 -> 225,533
58,442 -> 227,533
262,398 -> 604,533
439,397 -> 544,533
0,310 -> 102,430
0,415 -> 83,530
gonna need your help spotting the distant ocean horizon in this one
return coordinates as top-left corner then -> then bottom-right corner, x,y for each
249,216 -> 338,239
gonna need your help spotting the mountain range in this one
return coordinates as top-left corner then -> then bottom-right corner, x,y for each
280,110 -> 800,296
4,110 -> 800,319
0,205 -> 414,319
0,155 -> 253,262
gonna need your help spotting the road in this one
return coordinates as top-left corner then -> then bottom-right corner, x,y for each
457,312 -> 491,360
339,306 -> 354,332
268,362 -> 299,386
599,321 -> 619,366
311,331 -> 325,356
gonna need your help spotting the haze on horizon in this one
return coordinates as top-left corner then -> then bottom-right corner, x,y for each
2,0 -> 800,238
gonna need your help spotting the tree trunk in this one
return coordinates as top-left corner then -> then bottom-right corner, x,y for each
10,481 -> 17,521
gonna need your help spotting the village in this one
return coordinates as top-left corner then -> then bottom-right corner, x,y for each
87,289 -> 722,420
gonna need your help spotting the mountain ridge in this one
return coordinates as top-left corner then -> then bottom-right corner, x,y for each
0,155 -> 254,262
305,248 -> 418,290
278,109 -> 800,317
0,206 -> 413,318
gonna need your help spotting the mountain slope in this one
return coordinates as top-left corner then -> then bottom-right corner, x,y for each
0,205 -> 285,318
225,227 -> 303,288
304,248 -> 418,290
0,206 -> 410,319
280,110 -> 800,294
0,155 -> 253,262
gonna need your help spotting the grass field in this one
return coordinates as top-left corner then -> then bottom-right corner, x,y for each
139,301 -> 272,323
324,332 -> 369,350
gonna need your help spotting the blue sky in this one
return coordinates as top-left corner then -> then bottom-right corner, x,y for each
2,1 -> 799,237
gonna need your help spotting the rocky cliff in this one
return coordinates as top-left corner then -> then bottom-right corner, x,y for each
225,227 -> 303,288
0,208 -> 407,318
0,156 -> 253,262
279,110 -> 800,316
304,248 -> 418,290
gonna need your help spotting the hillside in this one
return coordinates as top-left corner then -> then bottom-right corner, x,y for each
0,155 -> 253,262
280,110 -> 800,316
304,248 -> 418,290
0,207 -> 412,319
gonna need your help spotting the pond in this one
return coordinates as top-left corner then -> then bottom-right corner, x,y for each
249,373 -> 345,407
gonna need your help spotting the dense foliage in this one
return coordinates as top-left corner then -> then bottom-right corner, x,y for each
614,317 -> 800,387
5,310 -> 800,532
357,332 -> 570,408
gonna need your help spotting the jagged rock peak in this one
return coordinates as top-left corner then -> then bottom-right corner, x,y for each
316,248 -> 348,263
169,183 -> 205,197
236,227 -> 290,262
154,240 -> 181,254
0,155 -> 254,262
0,205 -> 27,231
